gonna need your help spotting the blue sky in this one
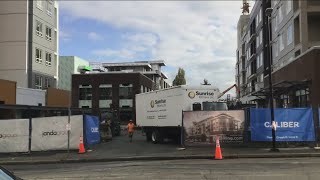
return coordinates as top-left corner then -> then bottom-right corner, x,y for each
59,1 -> 253,96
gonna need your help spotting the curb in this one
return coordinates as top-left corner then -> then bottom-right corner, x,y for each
2,153 -> 320,165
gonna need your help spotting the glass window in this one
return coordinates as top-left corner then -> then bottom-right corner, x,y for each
279,33 -> 284,52
260,8 -> 263,22
260,52 -> 264,67
256,35 -> 259,48
45,52 -> 52,66
287,24 -> 293,45
79,87 -> 92,100
44,78 -> 50,88
46,0 -> 53,16
259,30 -> 263,45
100,86 -> 112,100
36,21 -> 43,37
278,6 -> 283,24
274,13 -> 278,31
35,48 -> 42,63
273,40 -> 279,58
46,26 -> 52,41
257,55 -> 260,68
119,84 -> 133,99
35,76 -> 42,89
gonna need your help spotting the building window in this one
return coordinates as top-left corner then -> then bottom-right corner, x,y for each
36,0 -> 43,10
35,76 -> 42,89
274,12 -> 278,31
44,78 -> 50,88
294,89 -> 309,107
46,26 -> 52,41
46,0 -> 53,16
279,33 -> 284,52
259,74 -> 264,83
278,5 -> 283,25
260,8 -> 263,23
45,52 -> 52,66
273,40 -> 279,58
257,54 -> 260,68
79,86 -> 92,100
259,30 -> 262,45
287,24 -> 293,45
119,84 -> 133,99
100,85 -> 112,100
280,94 -> 289,108
260,52 -> 264,67
256,35 -> 259,48
36,21 -> 43,37
35,48 -> 42,63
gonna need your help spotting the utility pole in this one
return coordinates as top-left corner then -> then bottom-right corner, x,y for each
265,1 -> 279,152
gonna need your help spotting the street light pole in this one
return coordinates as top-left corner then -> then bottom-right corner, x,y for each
265,7 -> 279,152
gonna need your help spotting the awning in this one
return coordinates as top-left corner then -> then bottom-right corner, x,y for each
252,79 -> 310,97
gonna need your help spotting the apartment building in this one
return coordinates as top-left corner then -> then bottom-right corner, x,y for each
58,56 -> 90,91
236,0 -> 271,105
265,0 -> 320,108
102,60 -> 170,90
235,15 -> 249,100
271,0 -> 320,72
0,0 -> 59,89
236,0 -> 320,108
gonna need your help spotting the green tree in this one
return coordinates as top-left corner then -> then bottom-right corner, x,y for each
172,68 -> 186,86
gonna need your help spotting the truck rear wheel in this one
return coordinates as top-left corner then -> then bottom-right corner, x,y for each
151,130 -> 163,144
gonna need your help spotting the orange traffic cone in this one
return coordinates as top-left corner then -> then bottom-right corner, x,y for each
78,135 -> 86,154
215,135 -> 223,160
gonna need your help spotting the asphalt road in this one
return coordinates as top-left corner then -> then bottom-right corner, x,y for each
3,158 -> 320,180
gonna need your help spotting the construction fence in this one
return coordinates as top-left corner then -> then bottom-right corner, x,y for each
0,115 -> 101,153
182,107 -> 320,146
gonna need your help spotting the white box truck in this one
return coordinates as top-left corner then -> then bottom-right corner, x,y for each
136,85 -> 228,144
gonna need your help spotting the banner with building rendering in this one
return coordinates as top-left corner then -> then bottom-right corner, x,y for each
183,110 -> 245,145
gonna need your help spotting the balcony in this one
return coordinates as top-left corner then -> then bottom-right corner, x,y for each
255,82 -> 264,92
248,33 -> 256,44
248,53 -> 256,62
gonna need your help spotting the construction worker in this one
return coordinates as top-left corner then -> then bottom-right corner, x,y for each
127,120 -> 135,142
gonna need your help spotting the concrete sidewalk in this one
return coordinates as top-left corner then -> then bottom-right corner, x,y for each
1,131 -> 320,165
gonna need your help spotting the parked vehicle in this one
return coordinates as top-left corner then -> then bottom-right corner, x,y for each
136,85 -> 228,144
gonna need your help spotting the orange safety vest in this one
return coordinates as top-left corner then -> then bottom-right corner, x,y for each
127,123 -> 135,133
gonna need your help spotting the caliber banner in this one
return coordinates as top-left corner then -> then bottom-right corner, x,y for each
0,119 -> 29,153
250,108 -> 315,141
183,110 -> 245,145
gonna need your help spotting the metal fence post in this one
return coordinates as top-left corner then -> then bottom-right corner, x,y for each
28,107 -> 32,154
181,111 -> 184,147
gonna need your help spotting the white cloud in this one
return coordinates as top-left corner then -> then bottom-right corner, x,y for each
60,1 -> 249,95
59,30 -> 71,42
88,32 -> 103,41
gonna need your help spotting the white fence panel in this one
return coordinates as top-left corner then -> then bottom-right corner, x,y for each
31,116 -> 68,151
0,119 -> 29,153
69,115 -> 83,149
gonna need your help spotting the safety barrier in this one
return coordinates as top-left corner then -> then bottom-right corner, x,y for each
0,115 -> 97,153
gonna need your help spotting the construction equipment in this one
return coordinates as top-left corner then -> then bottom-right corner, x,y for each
218,84 -> 240,99
241,0 -> 250,15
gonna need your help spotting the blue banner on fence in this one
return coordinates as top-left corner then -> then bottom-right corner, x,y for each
319,108 -> 320,127
84,115 -> 100,146
251,108 -> 315,141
